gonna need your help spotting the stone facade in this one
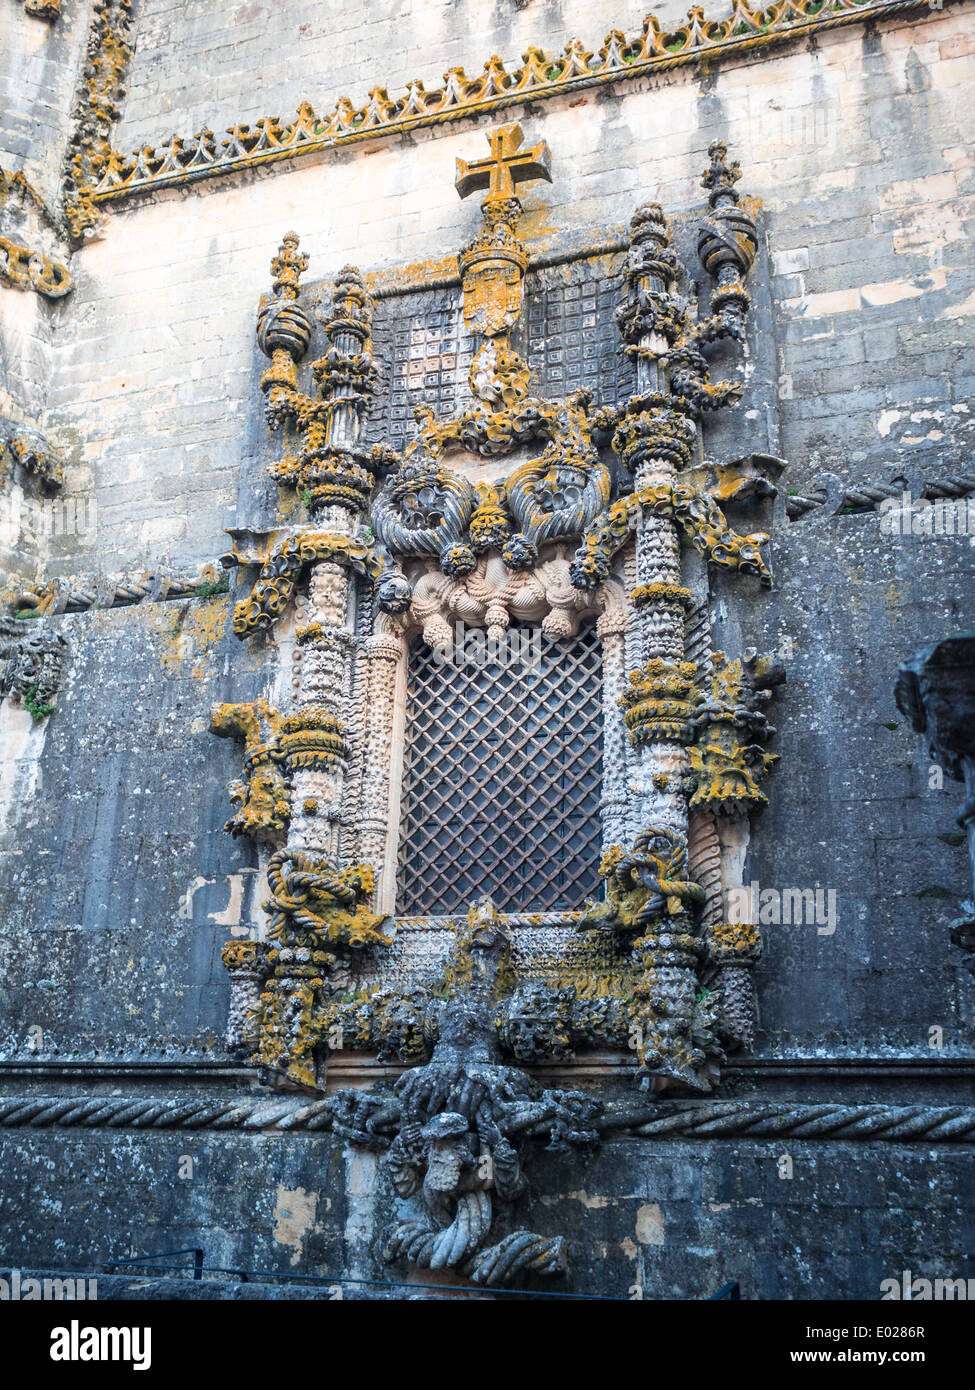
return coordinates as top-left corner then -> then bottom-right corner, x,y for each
0,0 -> 973,1300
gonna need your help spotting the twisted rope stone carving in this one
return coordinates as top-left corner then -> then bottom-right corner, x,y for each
786,473 -> 975,519
2,1096 -> 973,1142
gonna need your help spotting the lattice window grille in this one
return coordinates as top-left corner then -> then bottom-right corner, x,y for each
397,623 -> 604,914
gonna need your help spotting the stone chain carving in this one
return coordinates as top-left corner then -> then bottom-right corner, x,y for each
210,699 -> 291,842
0,236 -> 72,299
686,649 -> 784,817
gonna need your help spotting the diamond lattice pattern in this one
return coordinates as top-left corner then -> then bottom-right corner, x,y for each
397,624 -> 604,913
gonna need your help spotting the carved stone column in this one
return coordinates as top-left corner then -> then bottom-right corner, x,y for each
279,265 -> 379,868
358,628 -> 407,909
615,202 -> 696,840
609,204 -> 702,1086
223,241 -> 393,1089
569,146 -> 765,1089
596,599 -> 629,855
287,565 -> 353,862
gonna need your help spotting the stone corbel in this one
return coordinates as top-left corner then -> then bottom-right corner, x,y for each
682,452 -> 785,505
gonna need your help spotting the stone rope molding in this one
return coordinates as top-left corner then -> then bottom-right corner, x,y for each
77,0 -> 949,219
787,472 -> 975,520
1,1094 -> 973,1141
14,561 -> 233,615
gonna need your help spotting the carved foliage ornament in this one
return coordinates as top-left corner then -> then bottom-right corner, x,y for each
0,619 -> 68,718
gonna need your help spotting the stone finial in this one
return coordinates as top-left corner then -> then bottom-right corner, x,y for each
701,140 -> 742,205
269,230 -> 308,300
454,122 -> 552,201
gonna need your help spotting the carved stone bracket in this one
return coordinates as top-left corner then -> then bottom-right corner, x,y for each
1,419 -> 65,491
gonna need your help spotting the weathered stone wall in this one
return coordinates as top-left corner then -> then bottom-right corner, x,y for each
0,592 -> 280,1059
0,1 -> 93,207
0,1 -> 973,1299
116,0 -> 694,155
1,1109 -> 972,1299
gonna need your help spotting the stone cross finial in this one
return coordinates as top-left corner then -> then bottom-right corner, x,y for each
454,122 -> 552,200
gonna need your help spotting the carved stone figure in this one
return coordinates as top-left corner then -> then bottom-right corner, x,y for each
327,902 -> 601,1286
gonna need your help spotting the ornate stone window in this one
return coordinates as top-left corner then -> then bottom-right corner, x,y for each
219,128 -> 785,1287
